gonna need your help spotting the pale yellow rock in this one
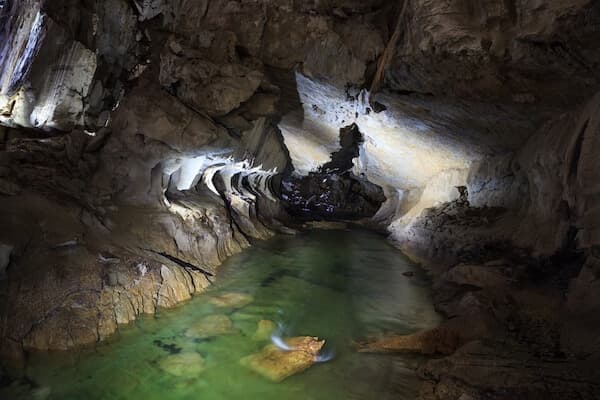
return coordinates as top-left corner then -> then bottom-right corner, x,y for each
240,336 -> 325,382
208,292 -> 254,309
158,352 -> 206,377
184,314 -> 234,338
252,319 -> 276,341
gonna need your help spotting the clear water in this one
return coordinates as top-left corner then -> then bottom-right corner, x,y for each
2,229 -> 441,400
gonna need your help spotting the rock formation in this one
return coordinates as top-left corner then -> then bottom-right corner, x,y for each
1,0 -> 600,398
240,336 -> 326,382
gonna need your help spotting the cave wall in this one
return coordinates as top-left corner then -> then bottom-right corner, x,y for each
393,91 -> 600,264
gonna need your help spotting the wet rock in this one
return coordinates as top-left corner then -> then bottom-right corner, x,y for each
240,336 -> 325,382
208,292 -> 254,309
157,352 -> 206,377
252,319 -> 276,341
157,265 -> 194,308
184,314 -> 234,338
357,326 -> 461,355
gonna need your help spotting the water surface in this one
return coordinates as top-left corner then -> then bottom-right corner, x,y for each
3,229 -> 441,400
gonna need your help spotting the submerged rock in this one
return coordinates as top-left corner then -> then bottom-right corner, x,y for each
356,326 -> 460,355
208,292 -> 254,309
252,319 -> 276,341
240,336 -> 325,382
184,314 -> 234,338
157,352 -> 206,377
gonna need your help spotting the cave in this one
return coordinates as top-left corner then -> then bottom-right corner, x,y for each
1,0 -> 600,399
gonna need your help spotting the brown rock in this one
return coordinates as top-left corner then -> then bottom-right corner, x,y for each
240,336 -> 325,382
356,326 -> 460,355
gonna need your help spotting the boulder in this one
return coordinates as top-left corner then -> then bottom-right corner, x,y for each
240,336 -> 325,382
158,352 -> 206,377
184,314 -> 234,338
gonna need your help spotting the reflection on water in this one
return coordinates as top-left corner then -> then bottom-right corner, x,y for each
2,229 -> 441,400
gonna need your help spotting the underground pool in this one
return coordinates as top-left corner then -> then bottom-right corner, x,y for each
1,229 -> 440,400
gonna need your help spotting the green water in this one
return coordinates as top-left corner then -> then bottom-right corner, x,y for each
3,229 -> 441,400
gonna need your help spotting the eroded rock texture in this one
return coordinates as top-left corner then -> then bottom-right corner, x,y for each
1,0 -> 600,398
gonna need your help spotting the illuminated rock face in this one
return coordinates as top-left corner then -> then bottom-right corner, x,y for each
0,0 -> 139,131
0,1 -> 94,130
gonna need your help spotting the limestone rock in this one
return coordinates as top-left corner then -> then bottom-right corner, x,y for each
0,0 -> 137,131
159,44 -> 263,117
240,336 -> 325,382
158,352 -> 206,377
157,264 -> 194,308
109,84 -> 225,155
184,314 -> 234,338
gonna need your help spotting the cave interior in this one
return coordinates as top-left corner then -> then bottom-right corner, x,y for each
1,0 -> 600,399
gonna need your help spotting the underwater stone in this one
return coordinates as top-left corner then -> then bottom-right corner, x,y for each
157,352 -> 206,377
240,336 -> 325,382
208,292 -> 254,309
184,314 -> 234,338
